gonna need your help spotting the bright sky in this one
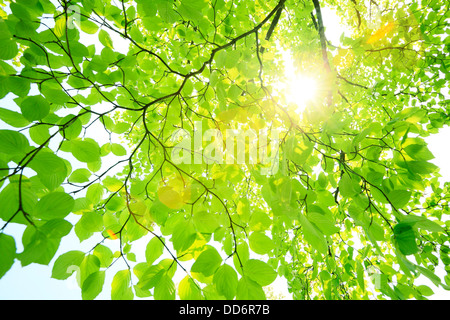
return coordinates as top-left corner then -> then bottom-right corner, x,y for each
0,5 -> 449,300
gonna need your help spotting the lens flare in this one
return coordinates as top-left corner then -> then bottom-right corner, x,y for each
286,74 -> 318,113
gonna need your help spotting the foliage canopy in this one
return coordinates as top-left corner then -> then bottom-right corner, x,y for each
0,0 -> 449,300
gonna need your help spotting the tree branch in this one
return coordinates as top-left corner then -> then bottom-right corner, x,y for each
311,0 -> 333,107
311,0 -> 331,73
265,3 -> 285,41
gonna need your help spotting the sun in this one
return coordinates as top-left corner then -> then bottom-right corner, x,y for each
286,74 -> 318,113
280,50 -> 319,114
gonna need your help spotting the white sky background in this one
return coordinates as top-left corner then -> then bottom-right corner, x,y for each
0,6 -> 449,300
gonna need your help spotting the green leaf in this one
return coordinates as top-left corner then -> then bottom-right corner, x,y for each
19,229 -> 61,266
54,17 -> 66,38
51,250 -> 85,280
0,183 -> 37,225
82,271 -> 105,300
33,192 -> 75,220
178,276 -> 202,300
138,0 -> 156,16
78,20 -> 99,34
367,222 -> 385,241
42,85 -> 71,105
0,233 -> 16,279
387,190 -> 412,209
86,183 -> 104,204
397,160 -> 438,175
440,247 -> 450,266
243,259 -> 277,287
68,168 -> 91,183
356,261 -> 365,290
79,255 -> 100,287
19,95 -> 50,121
307,212 -> 340,236
149,199 -> 169,226
177,0 -> 206,22
394,223 -> 418,255
75,211 -> 103,241
404,144 -> 434,161
0,107 -> 30,127
40,219 -> 72,239
9,76 -> 31,97
99,29 -> 114,49
29,124 -> 51,145
111,143 -> 127,156
225,51 -> 241,69
111,269 -> 134,300
319,270 -> 332,281
299,214 -> 328,255
171,220 -> 197,252
248,232 -> 275,255
154,274 -> 176,300
400,215 -> 444,233
102,176 -> 123,192
0,39 -> 18,60
71,139 -> 101,163
191,247 -> 222,277
416,265 -> 443,288
59,115 -> 82,140
101,143 -> 111,156
0,20 -> 12,41
93,245 -> 113,268
145,236 -> 164,264
236,277 -> 266,300
233,241 -> 250,274
416,219 -> 444,233
156,0 -> 177,23
193,210 -> 221,233
249,211 -> 272,232
105,194 -> 126,212
416,284 -> 434,297
124,214 -> 147,241
28,151 -> 68,191
112,122 -> 131,134
213,264 -> 238,300
138,265 -> 165,290
0,129 -> 29,155
100,115 -> 114,131
338,174 -> 360,197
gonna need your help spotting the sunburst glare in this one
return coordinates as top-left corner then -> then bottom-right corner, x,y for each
286,74 -> 318,113
281,50 -> 319,114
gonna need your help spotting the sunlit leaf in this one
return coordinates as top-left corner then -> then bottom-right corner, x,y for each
111,269 -> 134,300
82,271 -> 105,300
191,247 -> 222,277
0,234 -> 16,279
19,95 -> 50,121
51,250 -> 85,280
178,276 -> 202,300
34,192 -> 75,220
213,264 -> 238,300
243,259 -> 277,287
71,139 -> 102,163
0,130 -> 29,155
